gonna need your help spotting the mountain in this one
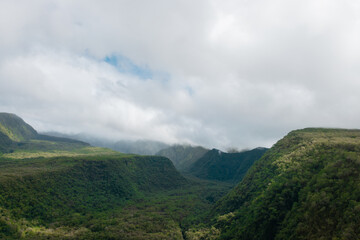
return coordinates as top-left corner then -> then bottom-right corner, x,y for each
207,128 -> 360,240
0,113 -> 195,239
44,131 -> 170,155
9,112 -> 360,239
0,113 -> 114,158
112,139 -> 169,155
0,112 -> 37,142
156,144 -> 209,171
0,131 -> 13,153
187,147 -> 268,183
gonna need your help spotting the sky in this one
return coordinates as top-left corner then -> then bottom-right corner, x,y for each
1,0 -> 360,150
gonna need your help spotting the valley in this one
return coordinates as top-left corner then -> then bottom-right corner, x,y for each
1,113 -> 360,239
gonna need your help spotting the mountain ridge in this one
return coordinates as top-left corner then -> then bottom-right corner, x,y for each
0,113 -> 108,158
156,144 -> 209,171
0,112 -> 195,239
44,131 -> 170,155
207,128 -> 360,239
187,147 -> 268,183
0,112 -> 37,142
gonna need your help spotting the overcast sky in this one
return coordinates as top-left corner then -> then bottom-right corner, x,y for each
1,0 -> 360,150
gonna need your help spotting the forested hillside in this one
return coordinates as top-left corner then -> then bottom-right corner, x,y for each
187,148 -> 267,183
207,128 -> 360,240
0,113 -> 113,158
0,113 -> 37,141
0,113 -> 232,239
2,113 -> 360,240
156,145 -> 209,171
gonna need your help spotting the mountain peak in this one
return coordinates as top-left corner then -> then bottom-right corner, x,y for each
0,112 -> 37,141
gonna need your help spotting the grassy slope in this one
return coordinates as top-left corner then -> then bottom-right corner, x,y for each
2,140 -> 115,159
0,113 -> 112,158
209,128 -> 360,240
187,148 -> 268,183
0,132 -> 13,153
156,145 -> 209,171
0,113 -> 37,142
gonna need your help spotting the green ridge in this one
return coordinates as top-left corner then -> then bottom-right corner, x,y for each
156,144 -> 209,171
187,148 -> 268,183
0,113 -> 233,239
0,113 -> 37,142
209,128 -> 360,240
0,113 -> 102,157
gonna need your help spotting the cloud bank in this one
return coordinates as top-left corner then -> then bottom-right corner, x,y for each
1,0 -> 360,149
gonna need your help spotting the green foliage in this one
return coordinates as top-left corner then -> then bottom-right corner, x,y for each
0,132 -> 14,153
0,155 -> 231,239
0,113 -> 99,158
185,226 -> 220,240
187,148 -> 268,183
0,112 -> 234,239
212,128 -> 360,240
0,154 -> 186,220
0,113 -> 37,142
156,144 -> 209,171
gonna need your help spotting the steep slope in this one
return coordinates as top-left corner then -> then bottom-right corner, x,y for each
211,128 -> 360,240
0,113 -> 110,158
187,148 -> 268,183
0,131 -> 13,153
0,113 -> 37,141
156,144 -> 209,171
0,112 -> 214,239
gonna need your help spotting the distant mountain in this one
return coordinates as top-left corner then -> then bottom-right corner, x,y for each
44,132 -> 170,155
156,144 -> 209,171
0,113 -> 189,239
187,147 -> 268,183
0,113 -> 98,157
42,131 -> 114,147
209,128 -> 360,240
112,139 -> 169,155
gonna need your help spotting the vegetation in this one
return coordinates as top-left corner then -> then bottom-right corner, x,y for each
0,154 -> 232,239
42,132 -> 170,156
209,128 -> 360,240
0,154 -> 192,239
0,113 -> 113,159
187,148 -> 268,183
0,113 -> 37,142
156,144 -> 209,171
0,113 -> 233,239
0,131 -> 13,153
2,114 -> 360,239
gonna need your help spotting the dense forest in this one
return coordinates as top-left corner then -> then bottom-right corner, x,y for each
1,113 -> 360,239
207,128 -> 360,240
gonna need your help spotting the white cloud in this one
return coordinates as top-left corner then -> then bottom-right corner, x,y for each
0,0 -> 360,149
